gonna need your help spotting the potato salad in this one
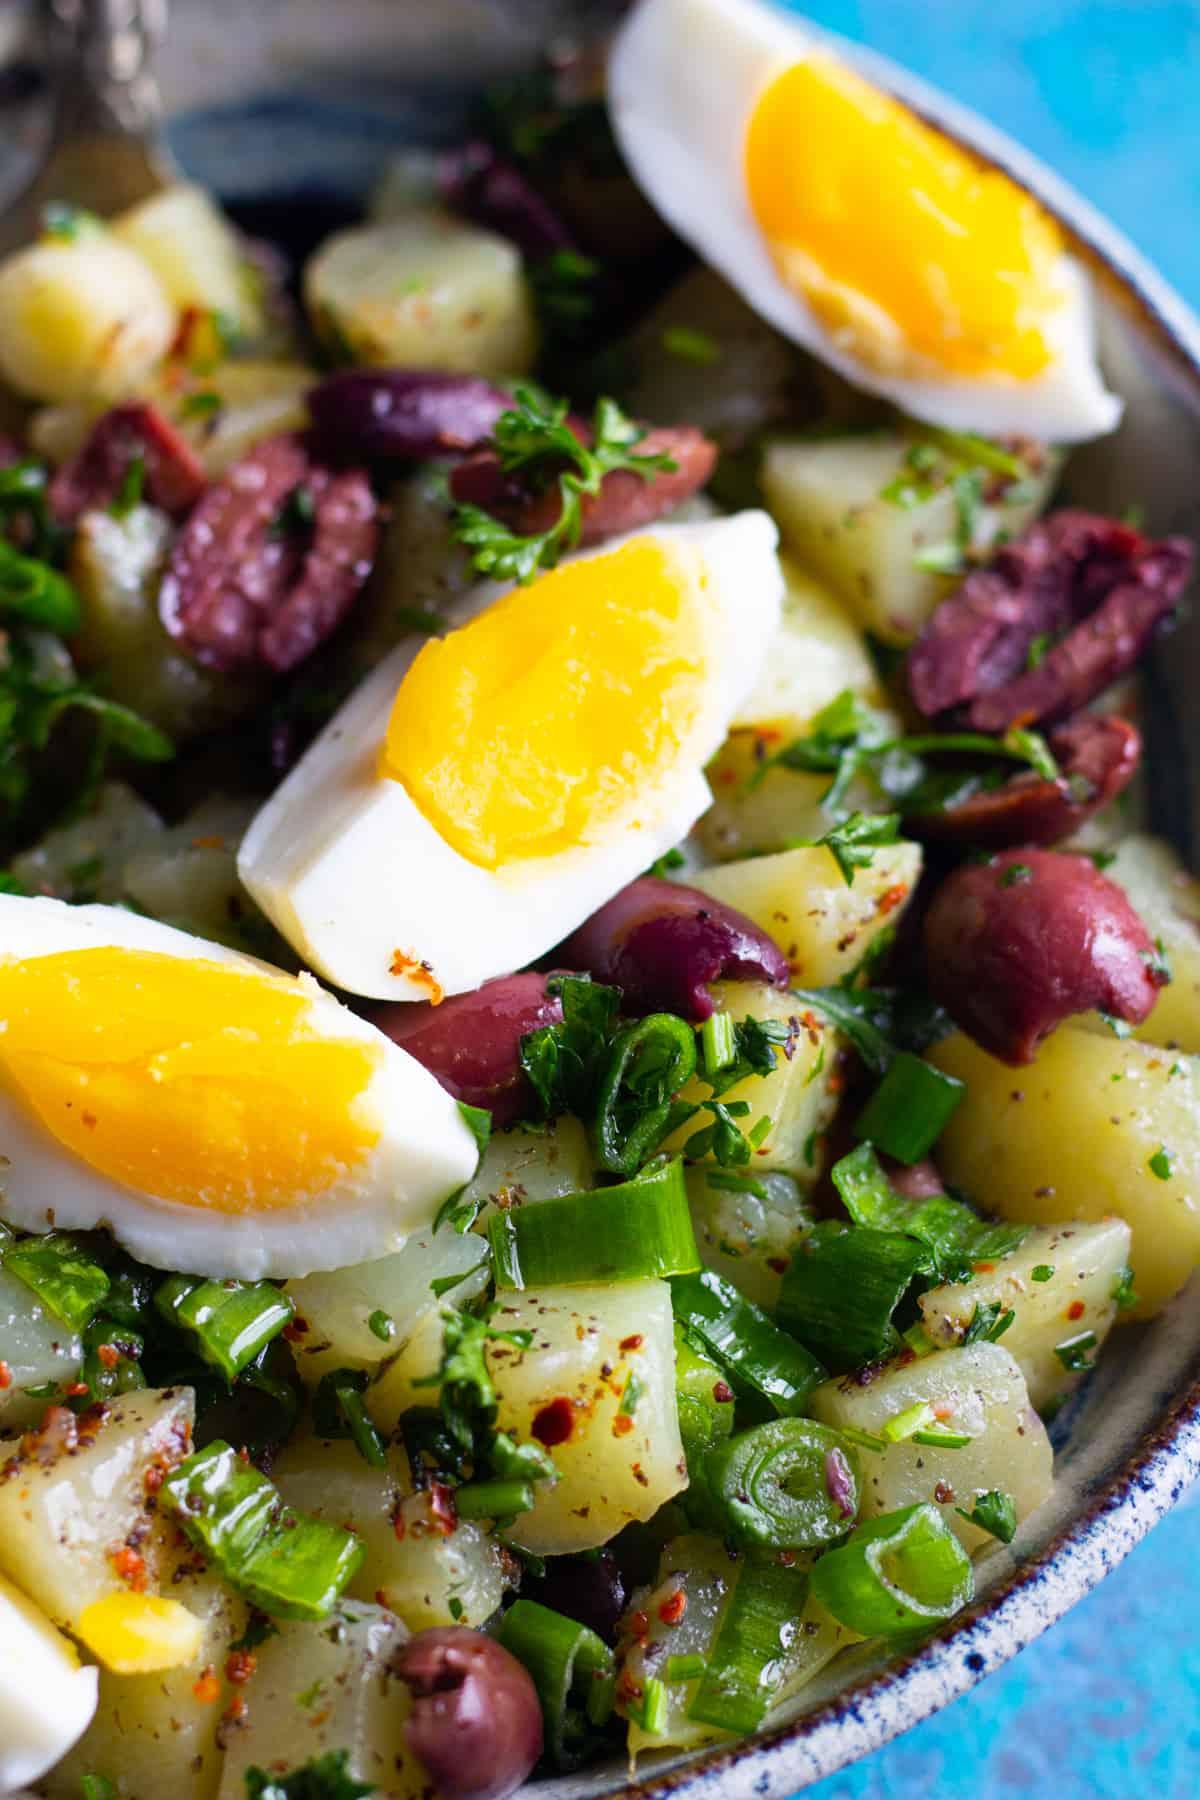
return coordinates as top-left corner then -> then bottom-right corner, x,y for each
0,0 -> 1195,1795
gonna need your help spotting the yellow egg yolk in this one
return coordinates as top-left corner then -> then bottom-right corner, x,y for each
381,536 -> 710,869
744,56 -> 1067,380
0,949 -> 380,1213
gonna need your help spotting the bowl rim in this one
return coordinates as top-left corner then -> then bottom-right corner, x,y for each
605,18 -> 1200,1799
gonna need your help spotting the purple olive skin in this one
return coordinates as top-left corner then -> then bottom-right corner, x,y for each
557,876 -> 790,1022
523,1549 -> 628,1643
393,1627 -> 544,1800
307,369 -> 510,462
372,971 -> 563,1126
923,847 -> 1164,1065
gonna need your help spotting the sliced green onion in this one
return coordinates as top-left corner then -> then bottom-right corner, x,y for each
809,1501 -> 973,1637
911,1427 -> 972,1449
700,1010 -> 738,1080
776,1222 -> 927,1370
687,1556 -> 811,1733
162,1440 -> 363,1620
853,1052 -> 965,1164
77,1318 -> 146,1405
674,1324 -> 735,1467
453,1478 -> 534,1520
0,539 -> 82,633
3,1232 -> 110,1330
915,424 -> 1028,480
705,1418 -> 861,1549
881,1401 -> 936,1444
489,1156 -> 698,1289
311,1368 -> 388,1469
155,1275 -> 294,1382
902,1321 -> 937,1358
497,1597 -> 614,1768
830,1142 -> 1028,1283
671,1268 -> 827,1416
594,1012 -> 697,1175
664,1653 -> 707,1683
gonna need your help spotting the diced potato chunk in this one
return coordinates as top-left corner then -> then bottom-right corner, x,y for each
119,795 -> 263,949
113,185 -> 263,341
661,981 -> 841,1176
762,431 -> 1059,645
9,781 -> 163,904
305,212 -> 538,376
919,1219 -> 1132,1409
0,1388 -> 194,1631
929,1028 -> 1200,1317
215,1603 -> 429,1800
686,1166 -> 813,1310
486,1280 -> 685,1553
271,1434 -> 506,1631
455,1115 -> 593,1229
811,1344 -> 1052,1551
44,1562 -> 246,1800
1099,834 -> 1200,1053
690,840 -> 922,987
70,504 -> 264,739
0,233 -> 175,403
0,1266 -> 83,1431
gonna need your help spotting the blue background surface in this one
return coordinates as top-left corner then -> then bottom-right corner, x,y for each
781,9 -> 1200,1793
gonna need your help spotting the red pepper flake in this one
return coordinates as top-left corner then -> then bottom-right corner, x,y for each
428,1483 -> 458,1536
766,1256 -> 789,1275
0,1361 -> 10,1391
619,1334 -> 644,1353
877,883 -> 908,918
531,1396 -> 575,1447
97,1344 -> 121,1370
64,1381 -> 90,1397
629,1610 -> 650,1641
282,1317 -> 310,1343
392,1512 -> 406,1542
612,1413 -> 634,1437
192,1666 -> 221,1705
631,1461 -> 649,1487
712,1380 -> 734,1405
974,1261 -> 996,1274
389,947 -> 444,1004
657,1589 -> 687,1626
777,1548 -> 797,1567
1066,1299 -> 1086,1321
111,1546 -> 147,1590
225,1650 -> 257,1685
934,1480 -> 956,1504
191,834 -> 226,850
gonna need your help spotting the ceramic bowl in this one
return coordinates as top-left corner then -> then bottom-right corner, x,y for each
5,2 -> 1200,1793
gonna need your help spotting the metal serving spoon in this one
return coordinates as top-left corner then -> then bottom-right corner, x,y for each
0,0 -> 174,256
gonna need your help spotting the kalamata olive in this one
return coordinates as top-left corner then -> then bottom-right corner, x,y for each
393,1626 -> 543,1800
308,369 -> 510,463
883,1156 -> 945,1201
908,509 -> 1193,729
49,402 -> 206,525
438,138 -> 576,260
373,971 -> 564,1126
448,423 -> 718,547
523,1548 -> 627,1643
557,876 -> 789,1022
910,714 -> 1142,849
923,847 -> 1165,1064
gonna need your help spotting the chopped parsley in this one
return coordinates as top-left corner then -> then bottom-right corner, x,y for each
1054,1329 -> 1099,1372
961,1300 -> 1016,1346
999,863 -> 1033,888
1030,1264 -> 1055,1283
661,325 -> 722,365
367,1309 -> 396,1343
1112,1266 -> 1139,1311
956,1488 -> 1017,1544
1149,1146 -> 1174,1181
244,1750 -> 375,1798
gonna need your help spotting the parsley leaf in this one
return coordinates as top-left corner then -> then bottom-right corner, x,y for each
956,1488 -> 1017,1544
244,1750 -> 375,1799
793,809 -> 902,886
451,386 -> 677,583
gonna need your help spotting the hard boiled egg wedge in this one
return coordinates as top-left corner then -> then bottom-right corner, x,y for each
0,897 -> 478,1279
0,1572 -> 98,1792
238,513 -> 784,1001
609,0 -> 1121,442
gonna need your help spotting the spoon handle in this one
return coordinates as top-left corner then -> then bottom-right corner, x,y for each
42,0 -> 168,141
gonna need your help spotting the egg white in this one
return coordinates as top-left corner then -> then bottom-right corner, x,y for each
0,1573 -> 98,1791
609,0 -> 1122,443
237,511 -> 785,1001
0,897 -> 478,1279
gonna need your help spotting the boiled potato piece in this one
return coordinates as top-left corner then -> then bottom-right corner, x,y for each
457,1116 -> 593,1230
270,1434 -> 506,1631
44,1563 -> 247,1800
285,1227 -> 489,1387
8,781 -> 163,904
930,1028 -> 1200,1316
305,212 -> 538,376
120,795 -> 264,950
0,1266 -> 82,1432
487,1280 -> 684,1553
113,184 -> 263,341
1100,834 -> 1200,1053
661,980 -> 842,1176
215,1602 -> 429,1800
811,1343 -> 1052,1552
686,1166 -> 813,1310
0,232 -> 174,404
691,840 -> 922,987
919,1219 -> 1132,1409
70,504 -> 264,738
0,1387 -> 194,1631
762,430 -> 1059,645
617,1535 -> 855,1754
340,467 -> 475,678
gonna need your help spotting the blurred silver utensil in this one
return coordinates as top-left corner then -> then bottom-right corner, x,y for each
0,0 -> 174,256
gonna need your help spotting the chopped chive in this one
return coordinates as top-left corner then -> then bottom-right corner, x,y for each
911,1427 -> 972,1449
1031,1264 -> 1055,1283
701,1010 -> 738,1080
454,1478 -> 534,1520
881,1400 -> 935,1443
